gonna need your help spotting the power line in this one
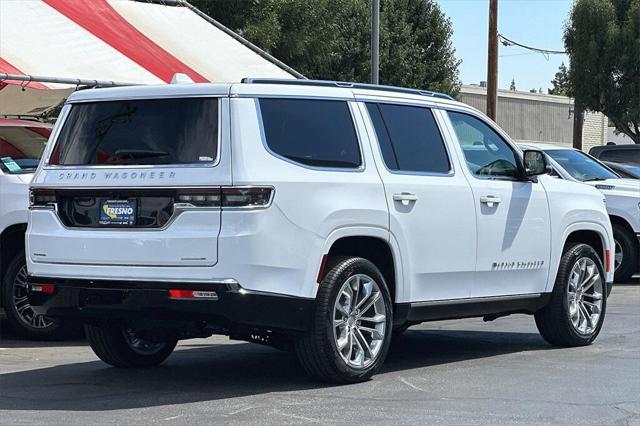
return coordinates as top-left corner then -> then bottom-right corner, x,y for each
498,34 -> 567,60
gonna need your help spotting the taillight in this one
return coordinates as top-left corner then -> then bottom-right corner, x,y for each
31,284 -> 56,294
175,187 -> 273,209
221,187 -> 273,208
168,289 -> 219,300
29,189 -> 57,209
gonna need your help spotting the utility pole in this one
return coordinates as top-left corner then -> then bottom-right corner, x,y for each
486,0 -> 498,121
572,101 -> 584,150
371,0 -> 380,84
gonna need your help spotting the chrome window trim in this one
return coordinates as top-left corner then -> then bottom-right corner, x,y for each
254,98 -> 366,173
43,96 -> 223,169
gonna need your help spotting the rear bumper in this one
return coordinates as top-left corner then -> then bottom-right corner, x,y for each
28,276 -> 313,334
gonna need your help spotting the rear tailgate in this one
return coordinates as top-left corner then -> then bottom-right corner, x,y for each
28,94 -> 231,268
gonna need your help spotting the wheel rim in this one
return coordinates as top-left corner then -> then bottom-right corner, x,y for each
614,239 -> 623,271
567,257 -> 604,335
333,274 -> 386,369
12,265 -> 54,329
123,328 -> 167,355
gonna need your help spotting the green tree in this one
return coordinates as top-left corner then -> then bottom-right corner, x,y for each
565,0 -> 640,143
191,0 -> 461,96
548,62 -> 571,96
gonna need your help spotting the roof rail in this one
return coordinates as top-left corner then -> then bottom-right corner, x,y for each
241,78 -> 454,101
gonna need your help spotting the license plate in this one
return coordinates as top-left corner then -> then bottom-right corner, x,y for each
99,199 -> 137,226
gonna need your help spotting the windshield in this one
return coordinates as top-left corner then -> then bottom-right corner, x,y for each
50,98 -> 218,166
0,125 -> 50,175
545,149 -> 619,181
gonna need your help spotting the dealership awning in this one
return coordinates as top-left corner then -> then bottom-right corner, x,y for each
0,0 -> 299,117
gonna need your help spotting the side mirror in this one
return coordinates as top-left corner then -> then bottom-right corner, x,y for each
522,149 -> 550,177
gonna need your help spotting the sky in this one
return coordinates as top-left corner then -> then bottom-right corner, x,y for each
436,0 -> 572,92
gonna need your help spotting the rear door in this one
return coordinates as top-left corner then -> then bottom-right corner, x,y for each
442,110 -> 551,297
29,95 -> 231,268
358,100 -> 476,302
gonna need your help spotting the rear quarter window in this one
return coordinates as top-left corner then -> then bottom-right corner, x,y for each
258,98 -> 361,169
50,98 -> 219,166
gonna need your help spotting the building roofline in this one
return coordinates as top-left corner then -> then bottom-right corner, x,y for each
461,84 -> 573,104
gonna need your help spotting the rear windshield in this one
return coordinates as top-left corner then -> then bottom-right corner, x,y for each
0,125 -> 50,174
50,98 -> 218,166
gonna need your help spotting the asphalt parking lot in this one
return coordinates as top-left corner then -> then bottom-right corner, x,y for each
0,280 -> 638,425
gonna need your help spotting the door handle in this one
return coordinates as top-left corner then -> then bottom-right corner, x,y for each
480,195 -> 502,206
393,192 -> 418,204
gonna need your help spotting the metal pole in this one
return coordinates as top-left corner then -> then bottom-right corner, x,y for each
486,0 -> 498,121
371,0 -> 380,84
0,73 -> 134,87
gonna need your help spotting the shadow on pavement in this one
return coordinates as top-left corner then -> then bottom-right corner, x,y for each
0,329 -> 549,411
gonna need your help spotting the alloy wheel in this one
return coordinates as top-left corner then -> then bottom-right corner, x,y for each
333,274 -> 386,369
123,328 -> 167,355
567,257 -> 603,335
12,265 -> 53,329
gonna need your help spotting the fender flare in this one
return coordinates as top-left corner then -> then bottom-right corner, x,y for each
317,226 -> 406,302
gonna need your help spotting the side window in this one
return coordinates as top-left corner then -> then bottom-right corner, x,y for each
600,149 -> 640,165
259,98 -> 361,168
447,111 -> 519,179
366,103 -> 450,174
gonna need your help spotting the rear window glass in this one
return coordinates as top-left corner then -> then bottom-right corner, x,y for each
0,125 -> 49,174
50,98 -> 218,166
599,149 -> 640,165
259,98 -> 361,168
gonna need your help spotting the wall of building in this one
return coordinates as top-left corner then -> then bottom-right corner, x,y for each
458,85 -> 607,152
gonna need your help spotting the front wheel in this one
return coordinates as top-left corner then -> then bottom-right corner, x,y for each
85,324 -> 177,368
295,257 -> 393,383
535,243 -> 607,347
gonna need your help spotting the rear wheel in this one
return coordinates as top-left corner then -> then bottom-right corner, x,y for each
535,243 -> 607,347
1,251 -> 70,340
85,324 -> 177,368
295,257 -> 393,383
612,223 -> 638,283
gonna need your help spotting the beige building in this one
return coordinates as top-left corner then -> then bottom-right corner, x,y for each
459,85 -> 607,152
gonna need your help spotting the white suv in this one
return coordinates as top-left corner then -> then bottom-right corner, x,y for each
520,143 -> 640,283
27,79 -> 614,383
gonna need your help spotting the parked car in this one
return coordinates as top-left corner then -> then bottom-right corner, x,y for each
520,143 -> 639,283
589,144 -> 640,166
27,79 -> 614,383
603,161 -> 640,179
0,118 -> 63,339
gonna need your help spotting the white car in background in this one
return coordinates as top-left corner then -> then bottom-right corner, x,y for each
520,143 -> 640,282
0,118 -> 73,339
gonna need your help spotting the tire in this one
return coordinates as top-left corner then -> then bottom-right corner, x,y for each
612,224 -> 638,283
535,243 -> 607,347
295,257 -> 393,383
1,251 -> 70,340
85,324 -> 177,368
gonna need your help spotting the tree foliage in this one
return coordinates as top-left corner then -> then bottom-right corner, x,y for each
565,0 -> 640,143
548,62 -> 571,96
191,0 -> 461,96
